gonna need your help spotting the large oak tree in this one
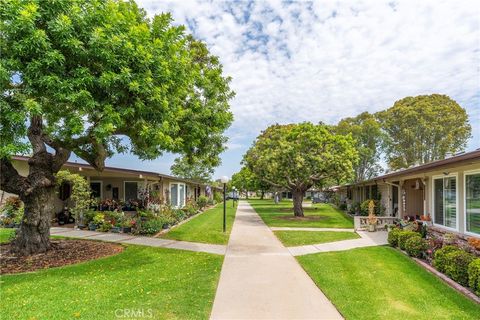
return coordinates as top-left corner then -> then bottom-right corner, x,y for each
378,94 -> 471,170
0,0 -> 234,255
244,123 -> 358,217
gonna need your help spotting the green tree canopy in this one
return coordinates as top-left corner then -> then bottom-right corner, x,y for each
171,156 -> 215,183
335,112 -> 384,182
244,123 -> 358,216
378,94 -> 471,170
231,166 -> 270,199
0,0 -> 233,255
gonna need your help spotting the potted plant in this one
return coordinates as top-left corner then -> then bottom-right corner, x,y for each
90,213 -> 105,231
110,224 -> 121,233
367,200 -> 377,232
121,218 -> 134,233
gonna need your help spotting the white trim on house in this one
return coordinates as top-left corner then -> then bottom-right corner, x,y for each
432,173 -> 459,232
89,180 -> 103,200
464,169 -> 480,238
169,182 -> 186,208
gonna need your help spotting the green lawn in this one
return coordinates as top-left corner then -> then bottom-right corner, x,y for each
161,202 -> 237,244
1,245 -> 223,320
274,231 -> 360,247
248,199 -> 353,228
0,228 -> 15,243
297,246 -> 480,320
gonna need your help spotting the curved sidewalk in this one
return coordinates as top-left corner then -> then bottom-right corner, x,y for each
50,227 -> 226,255
210,201 -> 343,320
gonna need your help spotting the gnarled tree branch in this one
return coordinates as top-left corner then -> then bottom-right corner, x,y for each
0,158 -> 29,195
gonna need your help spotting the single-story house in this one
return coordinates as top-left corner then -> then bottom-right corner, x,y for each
335,149 -> 480,238
1,156 -> 216,215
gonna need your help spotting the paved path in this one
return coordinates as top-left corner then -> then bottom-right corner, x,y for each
271,227 -> 355,232
50,227 -> 226,255
210,201 -> 343,320
287,230 -> 388,256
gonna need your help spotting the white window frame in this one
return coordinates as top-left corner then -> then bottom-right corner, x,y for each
169,182 -> 186,208
432,173 -> 459,232
123,181 -> 140,202
464,169 -> 480,238
90,180 -> 103,200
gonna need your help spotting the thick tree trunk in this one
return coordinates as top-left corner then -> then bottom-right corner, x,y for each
260,190 -> 264,200
292,189 -> 304,217
14,187 -> 55,255
12,151 -> 60,255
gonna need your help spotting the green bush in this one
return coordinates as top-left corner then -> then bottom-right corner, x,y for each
197,196 -> 208,210
444,250 -> 475,287
405,236 -> 428,258
468,258 -> 480,296
398,230 -> 420,250
136,219 -> 166,235
433,245 -> 461,273
213,192 -> 223,203
98,221 -> 112,232
387,228 -> 402,247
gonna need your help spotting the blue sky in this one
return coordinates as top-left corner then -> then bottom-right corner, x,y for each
72,0 -> 480,178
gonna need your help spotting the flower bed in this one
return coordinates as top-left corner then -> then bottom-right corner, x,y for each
387,227 -> 480,300
81,198 -> 216,236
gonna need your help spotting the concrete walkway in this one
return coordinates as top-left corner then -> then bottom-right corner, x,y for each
50,227 -> 226,255
210,201 -> 343,320
287,230 -> 388,256
271,227 -> 355,232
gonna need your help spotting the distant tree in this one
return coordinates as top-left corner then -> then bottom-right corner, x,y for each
244,123 -> 358,217
171,157 -> 215,183
378,94 -> 471,170
231,166 -> 270,199
0,0 -> 234,255
335,112 -> 384,182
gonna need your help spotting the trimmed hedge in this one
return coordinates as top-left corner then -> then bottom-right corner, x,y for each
398,230 -> 420,250
387,229 -> 402,247
468,258 -> 480,296
405,236 -> 428,258
433,245 -> 461,273
444,250 -> 475,287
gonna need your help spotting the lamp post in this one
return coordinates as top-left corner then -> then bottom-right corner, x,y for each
220,176 -> 230,233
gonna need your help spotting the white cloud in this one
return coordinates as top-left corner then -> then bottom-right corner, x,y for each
134,0 -> 479,175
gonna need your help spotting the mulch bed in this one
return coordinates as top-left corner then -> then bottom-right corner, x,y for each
0,239 -> 124,275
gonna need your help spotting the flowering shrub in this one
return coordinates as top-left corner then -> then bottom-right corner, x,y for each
467,237 -> 480,251
0,196 -> 24,226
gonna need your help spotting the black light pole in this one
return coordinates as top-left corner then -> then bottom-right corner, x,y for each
220,176 -> 229,233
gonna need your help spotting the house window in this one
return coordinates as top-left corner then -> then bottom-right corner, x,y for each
90,182 -> 102,199
124,182 -> 139,201
465,172 -> 480,235
170,183 -> 186,208
433,176 -> 457,229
